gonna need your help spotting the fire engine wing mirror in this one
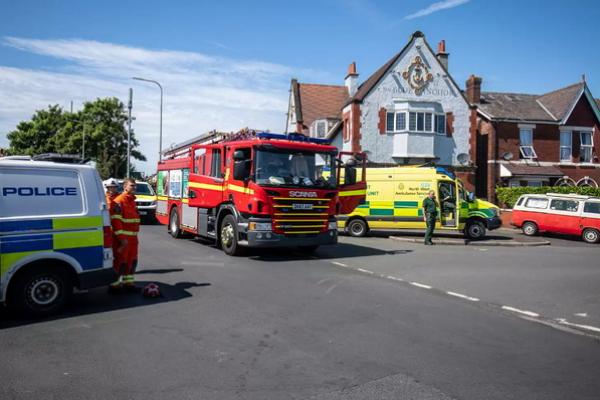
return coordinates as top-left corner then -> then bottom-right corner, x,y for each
468,192 -> 476,202
233,160 -> 251,181
344,165 -> 357,186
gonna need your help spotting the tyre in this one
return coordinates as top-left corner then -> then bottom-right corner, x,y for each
522,221 -> 538,236
220,214 -> 245,256
582,228 -> 600,244
169,207 -> 182,238
347,219 -> 368,237
297,245 -> 319,253
465,220 -> 486,240
9,265 -> 72,317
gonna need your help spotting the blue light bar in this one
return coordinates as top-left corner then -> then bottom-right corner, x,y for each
256,132 -> 331,145
435,167 -> 455,179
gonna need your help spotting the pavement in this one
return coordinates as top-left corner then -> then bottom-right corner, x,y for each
386,228 -> 551,246
1,225 -> 599,400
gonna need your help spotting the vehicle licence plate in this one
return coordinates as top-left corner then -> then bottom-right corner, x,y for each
292,203 -> 313,210
139,211 -> 147,215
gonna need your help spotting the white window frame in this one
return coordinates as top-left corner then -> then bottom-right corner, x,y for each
580,131 -> 593,163
388,103 -> 445,134
311,119 -> 328,138
559,130 -> 572,163
519,128 -> 537,159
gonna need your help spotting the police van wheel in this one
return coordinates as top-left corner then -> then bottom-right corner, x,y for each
10,266 -> 72,317
582,228 -> 600,244
169,208 -> 182,238
347,219 -> 368,237
465,221 -> 486,240
220,215 -> 245,256
522,221 -> 538,236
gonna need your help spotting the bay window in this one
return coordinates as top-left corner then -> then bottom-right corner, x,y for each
386,105 -> 445,134
560,131 -> 572,162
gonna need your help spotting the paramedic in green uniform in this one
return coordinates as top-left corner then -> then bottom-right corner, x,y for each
422,190 -> 438,245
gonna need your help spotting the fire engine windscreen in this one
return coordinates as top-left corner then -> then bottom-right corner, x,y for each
255,148 -> 336,188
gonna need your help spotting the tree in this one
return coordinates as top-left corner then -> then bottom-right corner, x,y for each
7,105 -> 65,156
7,98 -> 146,179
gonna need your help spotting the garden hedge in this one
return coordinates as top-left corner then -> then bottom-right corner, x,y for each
496,186 -> 600,208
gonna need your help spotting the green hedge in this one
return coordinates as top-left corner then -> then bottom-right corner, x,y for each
496,186 -> 600,208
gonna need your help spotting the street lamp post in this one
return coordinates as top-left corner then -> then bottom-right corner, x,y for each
132,77 -> 163,162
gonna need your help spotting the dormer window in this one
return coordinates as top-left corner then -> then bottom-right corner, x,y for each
310,119 -> 328,138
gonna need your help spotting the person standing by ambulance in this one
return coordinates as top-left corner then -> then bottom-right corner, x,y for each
112,178 -> 141,291
422,190 -> 438,245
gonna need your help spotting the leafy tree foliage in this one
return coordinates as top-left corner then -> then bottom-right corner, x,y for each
6,98 -> 145,179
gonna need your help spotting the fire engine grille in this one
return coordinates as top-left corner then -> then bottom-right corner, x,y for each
272,197 -> 331,235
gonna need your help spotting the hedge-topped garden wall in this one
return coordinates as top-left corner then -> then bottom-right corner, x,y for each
496,186 -> 600,208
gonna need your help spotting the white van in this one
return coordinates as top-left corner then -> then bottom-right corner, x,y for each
0,159 -> 116,315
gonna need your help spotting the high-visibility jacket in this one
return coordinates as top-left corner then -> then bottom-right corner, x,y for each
112,192 -> 140,239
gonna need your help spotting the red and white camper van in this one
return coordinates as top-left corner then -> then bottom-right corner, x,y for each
511,193 -> 600,243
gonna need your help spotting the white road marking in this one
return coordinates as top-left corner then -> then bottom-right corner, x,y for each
386,275 -> 404,282
501,306 -> 539,318
574,313 -> 588,318
331,261 -> 348,267
326,283 -> 339,294
410,282 -> 432,289
357,268 -> 374,274
555,318 -> 600,333
446,291 -> 480,302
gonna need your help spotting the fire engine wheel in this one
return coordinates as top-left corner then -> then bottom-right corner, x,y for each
582,228 -> 600,244
169,208 -> 182,238
465,220 -> 486,240
347,219 -> 368,237
9,265 -> 72,317
522,221 -> 538,236
220,215 -> 245,256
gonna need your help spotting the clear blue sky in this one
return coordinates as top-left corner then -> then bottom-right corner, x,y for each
2,0 -> 600,171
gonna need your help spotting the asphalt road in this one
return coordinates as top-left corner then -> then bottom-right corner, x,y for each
1,225 -> 599,400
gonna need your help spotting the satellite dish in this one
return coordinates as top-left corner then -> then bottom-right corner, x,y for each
502,152 -> 514,161
457,153 -> 469,165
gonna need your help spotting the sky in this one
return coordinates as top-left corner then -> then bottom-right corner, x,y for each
2,0 -> 600,173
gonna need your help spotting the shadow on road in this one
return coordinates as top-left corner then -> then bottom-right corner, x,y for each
0,280 -> 210,329
136,268 -> 185,275
349,230 -> 515,241
251,242 -> 413,262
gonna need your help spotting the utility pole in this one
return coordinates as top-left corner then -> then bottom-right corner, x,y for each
127,88 -> 133,178
132,77 -> 163,162
70,100 -> 73,113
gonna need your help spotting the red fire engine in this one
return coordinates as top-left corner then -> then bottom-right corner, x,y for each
155,130 -> 366,255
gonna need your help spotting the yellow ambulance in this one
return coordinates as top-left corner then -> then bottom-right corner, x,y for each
337,166 -> 501,239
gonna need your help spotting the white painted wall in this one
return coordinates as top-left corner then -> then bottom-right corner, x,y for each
359,36 -> 471,166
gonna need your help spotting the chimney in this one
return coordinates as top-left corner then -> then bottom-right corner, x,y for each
345,62 -> 359,97
466,75 -> 482,104
436,40 -> 449,71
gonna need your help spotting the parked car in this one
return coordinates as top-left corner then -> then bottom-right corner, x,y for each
116,180 -> 158,223
511,193 -> 600,243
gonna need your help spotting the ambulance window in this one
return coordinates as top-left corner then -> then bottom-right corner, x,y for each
550,199 -> 579,212
0,168 -> 84,218
525,197 -> 548,209
210,149 -> 222,178
584,202 -> 600,214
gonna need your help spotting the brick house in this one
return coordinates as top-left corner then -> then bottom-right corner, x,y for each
285,31 -> 477,190
469,77 -> 600,202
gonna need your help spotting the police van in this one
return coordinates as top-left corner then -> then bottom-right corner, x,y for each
0,158 -> 116,315
338,166 -> 501,239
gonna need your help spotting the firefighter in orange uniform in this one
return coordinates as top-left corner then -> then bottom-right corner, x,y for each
112,178 -> 141,292
103,178 -> 123,291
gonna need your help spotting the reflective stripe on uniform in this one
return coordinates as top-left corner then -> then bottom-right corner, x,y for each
111,215 -> 140,223
114,230 -> 138,236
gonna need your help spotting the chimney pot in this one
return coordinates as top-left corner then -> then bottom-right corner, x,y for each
436,40 -> 449,71
438,40 -> 446,54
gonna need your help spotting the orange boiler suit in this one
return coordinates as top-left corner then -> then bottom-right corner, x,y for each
112,192 -> 140,287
